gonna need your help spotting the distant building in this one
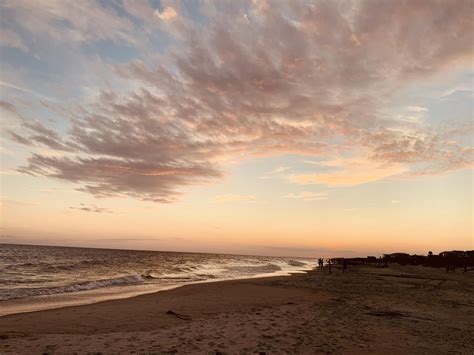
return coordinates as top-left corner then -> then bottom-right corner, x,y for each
440,250 -> 466,258
383,253 -> 410,265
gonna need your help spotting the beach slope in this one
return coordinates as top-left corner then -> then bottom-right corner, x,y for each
0,264 -> 472,353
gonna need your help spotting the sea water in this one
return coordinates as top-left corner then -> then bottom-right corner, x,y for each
0,243 -> 315,315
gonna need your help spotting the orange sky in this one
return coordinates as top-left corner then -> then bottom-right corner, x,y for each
0,0 -> 473,257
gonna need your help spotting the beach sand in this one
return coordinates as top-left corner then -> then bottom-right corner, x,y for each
0,264 -> 472,354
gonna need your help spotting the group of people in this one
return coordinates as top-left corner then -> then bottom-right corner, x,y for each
317,258 -> 348,274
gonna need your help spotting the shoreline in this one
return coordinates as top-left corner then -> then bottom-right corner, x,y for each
1,263 -> 472,353
0,269 -> 310,317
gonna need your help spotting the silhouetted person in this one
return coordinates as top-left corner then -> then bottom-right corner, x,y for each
328,259 -> 332,274
318,258 -> 324,268
342,258 -> 347,273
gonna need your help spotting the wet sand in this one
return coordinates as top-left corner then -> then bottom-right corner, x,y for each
0,264 -> 472,354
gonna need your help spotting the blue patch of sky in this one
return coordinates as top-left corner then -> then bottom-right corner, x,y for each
1,47 -> 52,80
148,0 -> 163,10
428,91 -> 472,126
180,0 -> 212,26
0,44 -> 86,102
81,40 -> 140,63
98,0 -> 135,20
388,71 -> 473,129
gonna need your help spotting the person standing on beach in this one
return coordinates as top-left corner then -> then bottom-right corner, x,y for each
342,258 -> 348,273
328,259 -> 332,274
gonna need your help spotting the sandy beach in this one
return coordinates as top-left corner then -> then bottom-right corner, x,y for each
0,264 -> 472,354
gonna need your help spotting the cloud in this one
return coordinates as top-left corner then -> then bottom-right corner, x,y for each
303,160 -> 323,166
9,119 -> 73,152
0,100 -> 18,113
0,199 -> 36,207
364,127 -> 473,175
214,194 -> 256,203
155,7 -> 177,21
283,191 -> 328,201
0,81 -> 53,101
260,165 -> 290,179
0,100 -> 22,130
0,1 -> 138,45
290,156 -> 407,186
20,154 -> 221,203
0,169 -> 23,176
0,29 -> 28,52
5,0 -> 473,203
406,106 -> 428,113
272,166 -> 289,174
69,203 -> 113,214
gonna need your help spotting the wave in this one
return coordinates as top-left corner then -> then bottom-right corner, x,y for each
226,263 -> 282,274
142,270 -> 210,282
196,273 -> 217,279
288,260 -> 306,267
7,259 -> 111,273
142,270 -> 159,279
142,265 -> 210,280
0,275 -> 144,301
1,244 -> 314,304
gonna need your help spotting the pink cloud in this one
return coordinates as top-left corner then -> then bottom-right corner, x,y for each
5,0 -> 473,202
289,156 -> 407,186
155,7 -> 177,21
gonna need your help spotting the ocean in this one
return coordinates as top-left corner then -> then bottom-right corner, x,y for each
0,243 -> 315,315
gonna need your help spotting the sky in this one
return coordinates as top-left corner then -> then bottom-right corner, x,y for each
0,0 -> 472,257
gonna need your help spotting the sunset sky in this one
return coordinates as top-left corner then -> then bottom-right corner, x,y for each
0,0 -> 472,257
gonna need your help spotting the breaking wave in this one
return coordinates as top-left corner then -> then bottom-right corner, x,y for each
0,275 -> 144,301
0,244 -> 316,304
226,263 -> 282,274
288,260 -> 306,267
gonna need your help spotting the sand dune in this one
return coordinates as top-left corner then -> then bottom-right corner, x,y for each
0,264 -> 472,353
